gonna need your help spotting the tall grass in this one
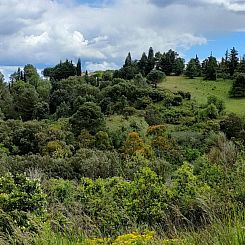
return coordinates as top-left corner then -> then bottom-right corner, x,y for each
182,208 -> 245,245
30,208 -> 245,244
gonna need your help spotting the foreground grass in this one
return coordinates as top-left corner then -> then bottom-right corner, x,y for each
33,221 -> 245,245
32,208 -> 245,245
160,76 -> 245,115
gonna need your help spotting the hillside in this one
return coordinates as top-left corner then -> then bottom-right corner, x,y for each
1,56 -> 245,244
161,76 -> 245,115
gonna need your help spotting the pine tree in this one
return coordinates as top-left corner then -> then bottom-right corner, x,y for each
230,73 -> 245,97
238,55 -> 245,73
173,57 -> 185,75
229,47 -> 239,77
186,59 -> 198,78
146,47 -> 155,75
202,55 -> 218,80
158,49 -> 178,75
194,55 -> 202,76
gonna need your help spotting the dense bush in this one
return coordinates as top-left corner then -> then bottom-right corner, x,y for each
0,173 -> 47,236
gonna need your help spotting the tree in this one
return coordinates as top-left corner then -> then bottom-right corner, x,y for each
0,74 -> 14,118
218,57 -> 230,79
146,47 -> 155,75
24,64 -> 40,87
124,52 -> 132,67
43,60 -> 77,81
0,71 -> 4,83
228,47 -> 239,77
194,55 -> 202,76
10,68 -> 22,83
69,102 -> 105,135
10,80 -> 39,121
33,101 -> 50,120
158,49 -> 181,75
229,73 -> 245,97
146,70 -> 166,88
36,79 -> 52,102
173,57 -> 185,75
202,55 -> 218,80
76,58 -> 82,76
114,52 -> 139,80
186,56 -> 201,78
186,59 -> 198,78
238,55 -> 245,73
138,52 -> 148,76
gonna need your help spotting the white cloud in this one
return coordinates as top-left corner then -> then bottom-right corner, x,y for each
0,0 -> 245,72
206,0 -> 245,12
151,0 -> 245,12
24,32 -> 50,46
86,61 -> 119,71
0,66 -> 23,82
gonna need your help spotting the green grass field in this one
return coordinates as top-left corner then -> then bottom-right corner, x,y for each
160,76 -> 245,115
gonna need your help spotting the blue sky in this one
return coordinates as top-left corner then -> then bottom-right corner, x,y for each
1,0 -> 245,80
186,32 -> 245,61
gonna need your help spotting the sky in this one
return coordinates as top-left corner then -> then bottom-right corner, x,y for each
1,0 -> 245,80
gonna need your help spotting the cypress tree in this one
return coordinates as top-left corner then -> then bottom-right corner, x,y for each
138,52 -> 148,76
77,58 -> 82,76
124,52 -> 132,67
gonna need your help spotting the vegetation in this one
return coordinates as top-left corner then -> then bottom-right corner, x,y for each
0,46 -> 245,244
160,76 -> 245,114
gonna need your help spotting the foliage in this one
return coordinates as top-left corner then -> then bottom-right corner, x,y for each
70,102 -> 105,135
43,60 -> 77,81
228,47 -> 239,77
207,95 -> 225,113
0,173 -> 47,236
202,56 -> 218,81
122,132 -> 153,159
185,57 -> 202,78
2,48 -> 245,244
229,73 -> 245,97
146,70 -> 166,88
10,80 -> 39,121
220,113 -> 244,139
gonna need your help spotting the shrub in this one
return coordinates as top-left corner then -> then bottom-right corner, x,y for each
43,140 -> 72,158
172,95 -> 183,106
145,106 -> 163,126
198,104 -> 218,120
207,95 -> 225,113
0,173 -> 47,234
122,132 -> 153,159
220,113 -> 244,139
94,131 -> 112,150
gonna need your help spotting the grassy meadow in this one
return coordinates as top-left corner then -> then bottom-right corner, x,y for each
160,76 -> 245,115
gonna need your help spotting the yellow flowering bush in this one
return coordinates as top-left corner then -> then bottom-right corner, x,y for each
85,231 -> 154,245
112,231 -> 154,245
84,231 -> 185,245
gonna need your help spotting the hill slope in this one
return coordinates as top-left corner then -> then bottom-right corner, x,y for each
160,76 -> 245,115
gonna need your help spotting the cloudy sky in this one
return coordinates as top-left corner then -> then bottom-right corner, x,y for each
1,0 -> 245,80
